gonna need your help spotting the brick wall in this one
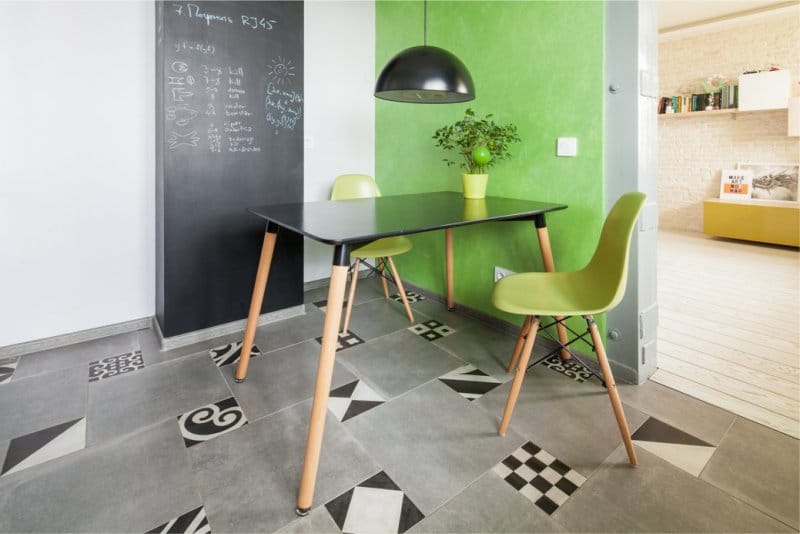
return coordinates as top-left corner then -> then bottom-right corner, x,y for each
658,14 -> 800,231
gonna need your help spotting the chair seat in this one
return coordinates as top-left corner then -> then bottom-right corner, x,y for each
352,236 -> 412,258
492,271 -> 611,317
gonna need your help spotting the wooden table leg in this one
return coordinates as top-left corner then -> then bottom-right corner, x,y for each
296,245 -> 350,516
534,217 -> 571,360
445,228 -> 454,311
235,225 -> 278,382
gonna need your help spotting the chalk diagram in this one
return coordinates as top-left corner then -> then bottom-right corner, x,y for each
266,56 -> 295,86
166,105 -> 199,127
168,130 -> 201,149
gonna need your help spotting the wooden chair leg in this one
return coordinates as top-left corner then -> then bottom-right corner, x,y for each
508,316 -> 533,372
386,256 -> 414,323
378,258 -> 390,299
341,258 -> 360,333
499,316 -> 540,435
585,315 -> 638,466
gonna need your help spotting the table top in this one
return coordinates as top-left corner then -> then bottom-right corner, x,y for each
248,191 -> 567,246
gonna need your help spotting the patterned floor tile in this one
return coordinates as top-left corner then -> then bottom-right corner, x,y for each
329,380 -> 385,422
438,364 -> 502,401
146,506 -> 210,534
1,418 -> 86,477
315,331 -> 365,352
539,354 -> 595,383
632,417 -> 716,477
209,341 -> 262,368
408,320 -> 456,342
493,441 -> 586,516
177,397 -> 248,448
325,471 -> 424,534
0,357 -> 19,384
389,291 -> 426,304
312,298 -> 348,313
88,350 -> 144,382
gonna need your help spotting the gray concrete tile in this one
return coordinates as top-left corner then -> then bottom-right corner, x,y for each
254,306 -> 326,352
0,365 -> 87,442
14,332 -> 140,379
275,506 -> 341,534
345,380 -> 525,515
337,330 -> 463,399
188,399 -> 379,533
86,353 -> 231,446
618,379 -> 736,446
473,364 -> 648,476
304,276 -> 386,307
0,420 -> 200,533
221,339 -> 356,420
409,471 -> 566,533
555,445 -> 795,533
701,417 -> 800,530
347,298 -> 417,340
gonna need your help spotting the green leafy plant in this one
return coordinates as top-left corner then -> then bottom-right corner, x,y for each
433,109 -> 521,174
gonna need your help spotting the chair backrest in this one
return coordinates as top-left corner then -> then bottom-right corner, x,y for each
584,192 -> 647,311
331,174 -> 382,200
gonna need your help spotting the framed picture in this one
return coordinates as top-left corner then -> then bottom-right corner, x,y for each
719,169 -> 753,201
736,163 -> 799,202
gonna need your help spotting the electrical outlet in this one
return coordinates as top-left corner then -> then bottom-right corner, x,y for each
494,266 -> 515,283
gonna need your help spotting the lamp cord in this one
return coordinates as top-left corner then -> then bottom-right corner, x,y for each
423,0 -> 427,46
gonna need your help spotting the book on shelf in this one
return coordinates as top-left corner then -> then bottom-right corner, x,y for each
657,84 -> 739,114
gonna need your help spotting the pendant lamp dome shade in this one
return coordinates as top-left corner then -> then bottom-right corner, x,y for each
374,45 -> 475,103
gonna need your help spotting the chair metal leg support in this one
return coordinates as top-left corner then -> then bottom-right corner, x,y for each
378,258 -> 390,299
585,315 -> 638,466
499,316 -> 540,436
341,258 -> 361,333
386,256 -> 414,323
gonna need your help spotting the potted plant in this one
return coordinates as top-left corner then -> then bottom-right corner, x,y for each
700,74 -> 727,110
433,108 -> 521,199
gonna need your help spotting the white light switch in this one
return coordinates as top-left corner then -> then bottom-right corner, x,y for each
557,137 -> 578,157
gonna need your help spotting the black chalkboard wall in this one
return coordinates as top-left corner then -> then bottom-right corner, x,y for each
156,1 -> 304,338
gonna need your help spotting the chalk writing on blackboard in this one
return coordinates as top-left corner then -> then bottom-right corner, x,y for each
168,130 -> 201,149
174,41 -> 216,55
171,3 -> 277,31
267,56 -> 295,86
264,82 -> 303,134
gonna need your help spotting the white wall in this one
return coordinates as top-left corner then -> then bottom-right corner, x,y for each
303,1 -> 375,282
0,2 -> 155,346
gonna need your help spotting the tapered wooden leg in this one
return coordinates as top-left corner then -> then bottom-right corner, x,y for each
378,258 -> 390,299
235,229 -> 277,382
535,224 -> 571,360
386,256 -> 414,323
342,258 -> 360,333
296,261 -> 349,515
499,316 -> 540,435
445,228 -> 454,311
586,315 -> 638,466
508,316 -> 533,372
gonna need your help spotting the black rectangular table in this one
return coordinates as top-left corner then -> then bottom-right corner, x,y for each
233,191 -> 567,514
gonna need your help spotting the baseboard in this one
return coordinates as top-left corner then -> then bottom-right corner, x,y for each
155,304 -> 306,351
0,317 -> 153,358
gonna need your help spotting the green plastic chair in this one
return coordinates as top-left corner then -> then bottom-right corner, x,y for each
491,192 -> 646,466
331,174 -> 415,332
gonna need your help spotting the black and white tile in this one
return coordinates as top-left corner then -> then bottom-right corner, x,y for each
88,350 -> 144,382
493,441 -> 586,515
631,417 -> 716,476
315,331 -> 365,352
177,397 -> 248,448
329,380 -> 384,422
0,356 -> 19,384
209,341 -> 262,368
539,354 -> 595,383
325,471 -> 424,534
1,418 -> 86,477
146,506 -> 210,534
438,364 -> 502,401
389,291 -> 426,304
408,320 -> 456,341
312,298 -> 348,313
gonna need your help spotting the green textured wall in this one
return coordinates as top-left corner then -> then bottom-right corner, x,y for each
375,1 -> 606,335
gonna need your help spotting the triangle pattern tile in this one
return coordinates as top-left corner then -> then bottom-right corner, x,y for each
2,418 -> 86,477
0,356 -> 19,384
209,341 -> 262,368
632,417 -> 716,477
329,380 -> 385,422
146,506 -> 210,534
438,364 -> 502,401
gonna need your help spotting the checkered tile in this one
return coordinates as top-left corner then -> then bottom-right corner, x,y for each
0,356 -> 19,385
493,441 -> 586,515
389,291 -> 426,304
438,364 -> 502,401
209,341 -> 262,368
408,320 -> 456,341
539,354 -> 595,383
315,331 -> 365,352
88,351 -> 144,382
329,380 -> 384,422
325,471 -> 424,534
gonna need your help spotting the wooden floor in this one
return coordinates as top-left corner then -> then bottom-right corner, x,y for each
654,230 -> 800,439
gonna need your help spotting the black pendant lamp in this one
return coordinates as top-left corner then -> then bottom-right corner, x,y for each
374,0 -> 475,103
